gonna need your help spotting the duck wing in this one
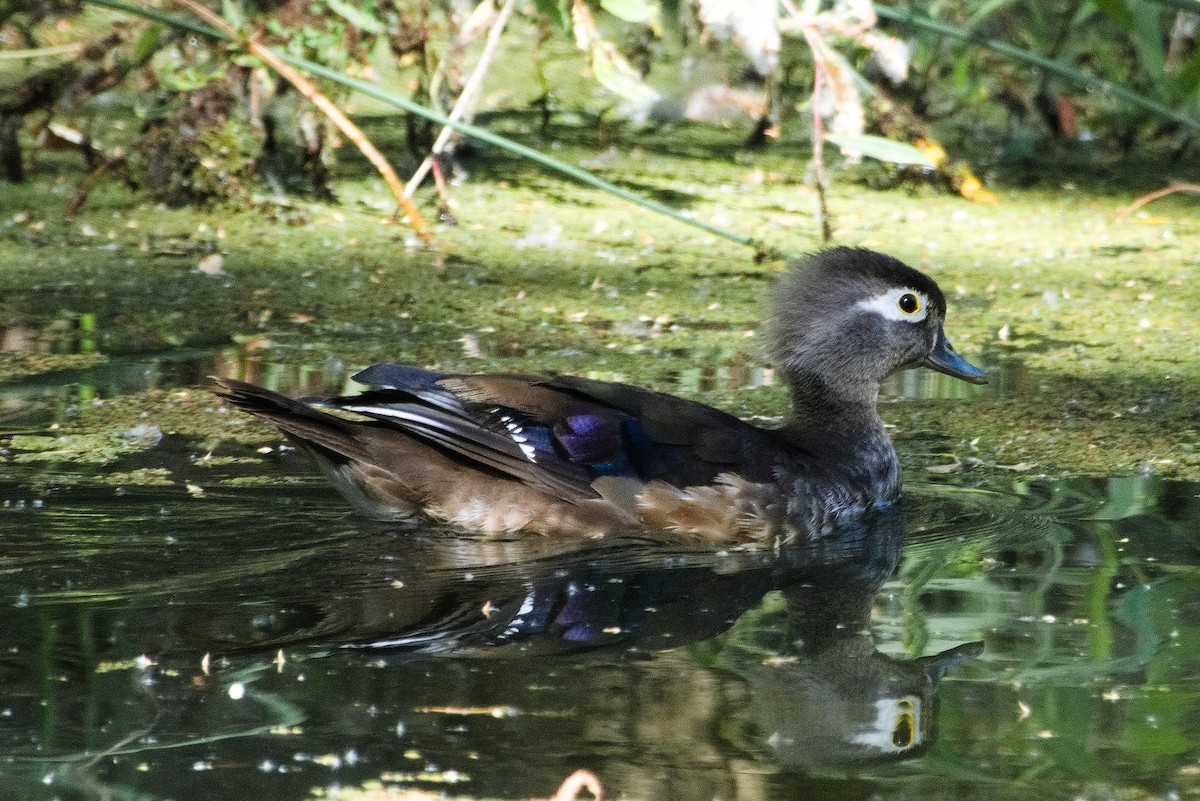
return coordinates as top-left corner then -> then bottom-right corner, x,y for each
342,364 -> 784,497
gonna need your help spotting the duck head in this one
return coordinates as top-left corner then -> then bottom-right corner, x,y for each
771,248 -> 987,409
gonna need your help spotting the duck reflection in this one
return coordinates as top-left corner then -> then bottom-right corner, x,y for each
1,501 -> 983,800
185,506 -> 980,775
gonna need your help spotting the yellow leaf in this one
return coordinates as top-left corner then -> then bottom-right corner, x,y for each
958,175 -> 1000,205
914,138 -> 946,167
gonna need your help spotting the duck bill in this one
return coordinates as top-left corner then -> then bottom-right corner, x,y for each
924,324 -> 988,384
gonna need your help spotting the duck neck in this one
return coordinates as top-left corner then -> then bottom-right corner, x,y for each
781,370 -> 897,490
783,371 -> 882,434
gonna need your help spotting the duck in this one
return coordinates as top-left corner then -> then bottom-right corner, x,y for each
214,247 -> 986,543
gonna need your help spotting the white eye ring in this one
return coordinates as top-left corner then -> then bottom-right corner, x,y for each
856,288 -> 929,322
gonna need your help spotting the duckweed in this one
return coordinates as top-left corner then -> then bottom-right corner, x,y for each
1,120 -> 1197,479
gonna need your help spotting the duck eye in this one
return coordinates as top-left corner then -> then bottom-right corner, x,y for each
898,293 -> 921,315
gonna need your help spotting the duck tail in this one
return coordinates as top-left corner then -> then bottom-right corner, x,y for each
211,377 -> 370,463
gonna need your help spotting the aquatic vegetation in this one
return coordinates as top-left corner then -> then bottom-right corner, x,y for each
7,423 -> 161,463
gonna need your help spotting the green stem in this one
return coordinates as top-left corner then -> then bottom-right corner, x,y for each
82,0 -> 774,255
1145,0 -> 1200,13
1087,523 -> 1118,662
0,43 -> 84,60
876,4 -> 1200,133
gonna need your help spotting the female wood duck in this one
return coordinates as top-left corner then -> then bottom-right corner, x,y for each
215,247 -> 986,543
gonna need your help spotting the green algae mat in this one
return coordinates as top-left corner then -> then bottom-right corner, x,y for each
1,120 -> 1197,481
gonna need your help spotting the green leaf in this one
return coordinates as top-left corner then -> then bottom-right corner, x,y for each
824,134 -> 937,167
1129,3 -> 1167,92
534,0 -> 572,32
963,0 -> 1021,31
951,46 -> 972,93
1089,475 -> 1158,521
158,62 -> 227,92
221,0 -> 246,31
324,0 -> 387,34
1089,0 -> 1134,31
590,42 -> 659,103
1174,46 -> 1200,93
231,53 -> 265,69
130,23 -> 163,64
599,0 -> 658,24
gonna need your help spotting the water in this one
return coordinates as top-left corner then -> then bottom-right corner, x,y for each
0,424 -> 1197,800
0,334 -> 1198,800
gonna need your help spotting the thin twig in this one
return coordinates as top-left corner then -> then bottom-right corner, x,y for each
804,30 -> 833,244
1116,183 -> 1200,222
169,0 -> 433,243
429,156 -> 454,221
404,0 -> 518,199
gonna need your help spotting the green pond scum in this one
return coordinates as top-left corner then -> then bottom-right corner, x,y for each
1,115 -> 1197,482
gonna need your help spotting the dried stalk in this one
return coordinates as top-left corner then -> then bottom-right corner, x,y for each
403,0 -> 518,199
804,29 -> 833,244
1116,183 -> 1200,222
170,0 -> 433,243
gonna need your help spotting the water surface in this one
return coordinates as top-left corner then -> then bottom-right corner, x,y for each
1,417 -> 1197,800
